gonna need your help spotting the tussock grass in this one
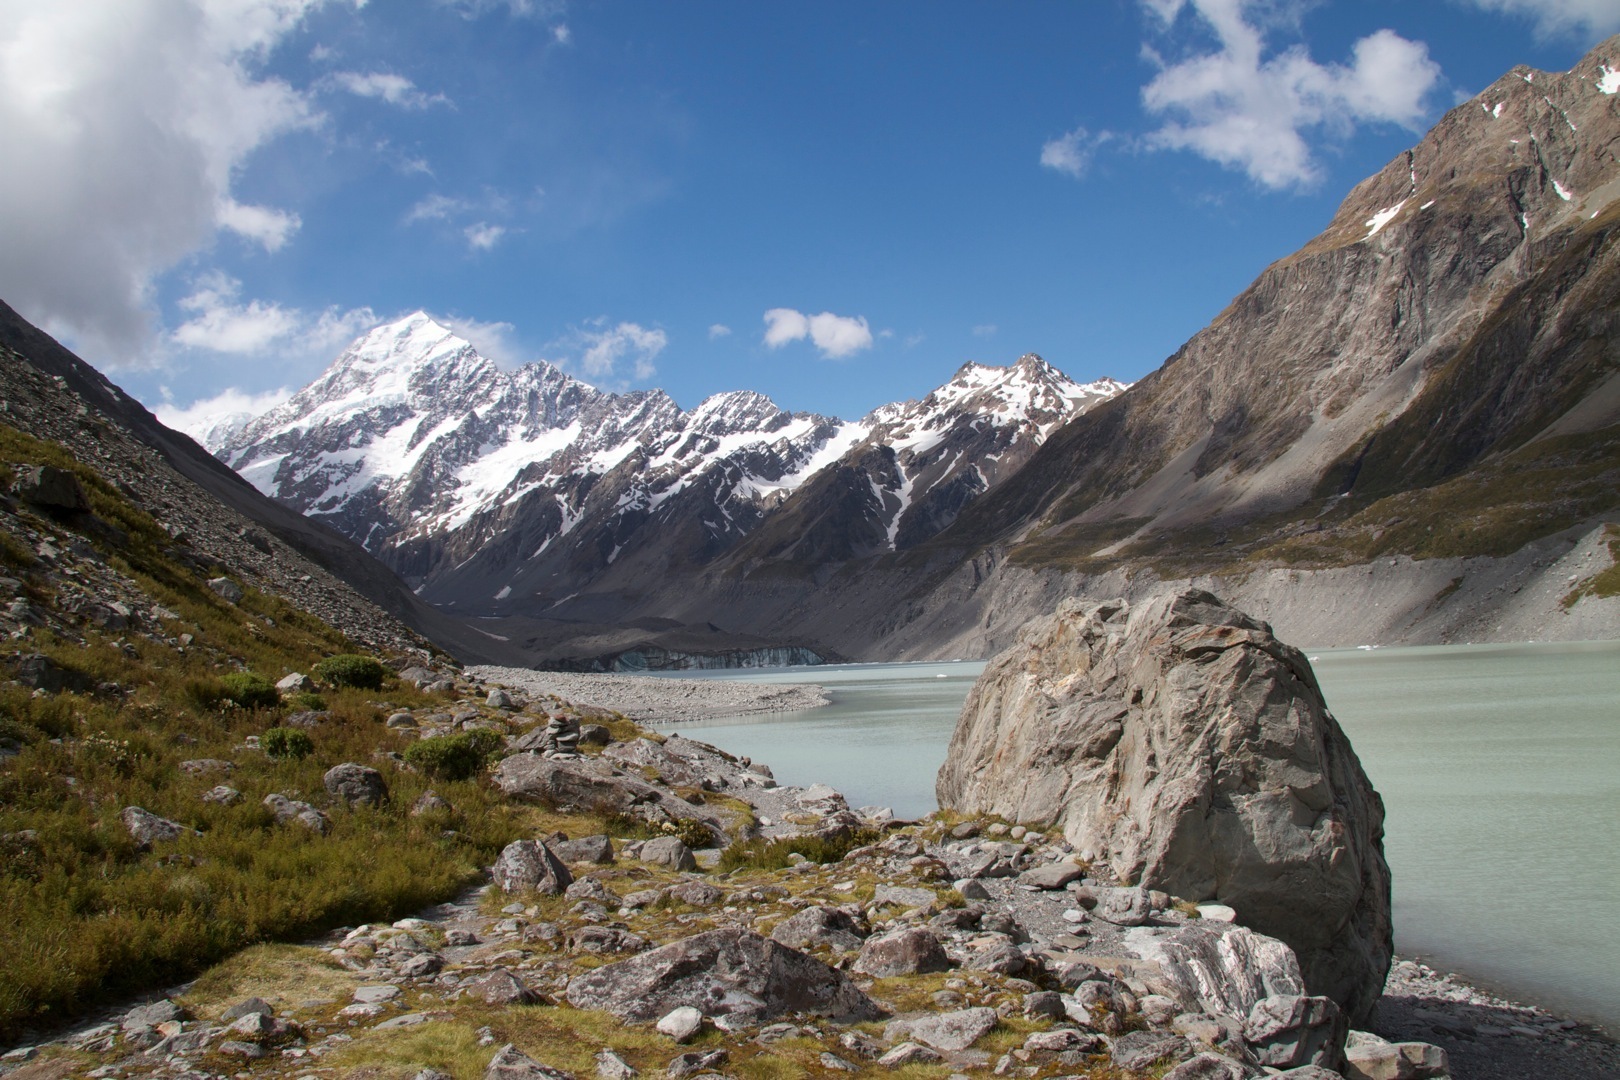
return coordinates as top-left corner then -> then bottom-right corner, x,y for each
0,424 -> 528,1037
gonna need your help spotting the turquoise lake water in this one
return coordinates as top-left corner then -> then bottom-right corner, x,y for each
663,642 -> 1620,1033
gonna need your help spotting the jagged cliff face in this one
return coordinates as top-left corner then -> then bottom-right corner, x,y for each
215,316 -> 1122,623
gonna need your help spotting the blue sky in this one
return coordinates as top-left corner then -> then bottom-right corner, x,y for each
2,1 -> 1617,433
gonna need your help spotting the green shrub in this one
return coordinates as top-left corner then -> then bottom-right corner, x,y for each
285,691 -> 327,711
313,654 -> 388,690
659,817 -> 715,850
218,672 -> 279,710
403,730 -> 504,781
261,727 -> 314,760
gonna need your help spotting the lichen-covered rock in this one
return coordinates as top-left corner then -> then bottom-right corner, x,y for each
120,806 -> 191,848
770,906 -> 865,952
852,927 -> 950,977
492,839 -> 573,895
323,762 -> 387,807
937,590 -> 1391,1025
484,1044 -> 574,1080
565,928 -> 881,1024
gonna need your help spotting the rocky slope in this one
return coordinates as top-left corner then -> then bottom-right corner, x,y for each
0,300 -> 527,665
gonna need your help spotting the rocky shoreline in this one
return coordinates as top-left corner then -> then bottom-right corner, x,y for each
466,666 -> 830,724
5,668 -> 1615,1080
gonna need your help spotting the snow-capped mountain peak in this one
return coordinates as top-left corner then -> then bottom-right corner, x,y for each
210,317 -> 1126,615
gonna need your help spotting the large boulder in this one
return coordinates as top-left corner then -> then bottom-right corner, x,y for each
565,928 -> 882,1025
936,590 -> 1391,1026
493,754 -> 726,839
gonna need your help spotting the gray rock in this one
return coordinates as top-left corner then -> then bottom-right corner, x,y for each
664,880 -> 724,907
219,1040 -> 268,1058
1023,1028 -> 1108,1056
353,984 -> 400,1003
1244,994 -> 1346,1071
411,790 -> 453,816
494,754 -> 723,839
488,688 -> 517,709
1023,991 -> 1067,1020
566,928 -> 881,1024
1126,924 -> 1305,1020
656,1005 -> 704,1042
955,878 -> 992,901
120,806 -> 191,848
206,577 -> 245,604
1111,1030 -> 1195,1072
554,834 -> 615,864
493,839 -> 574,895
1087,886 -> 1152,926
1018,862 -> 1086,890
853,927 -> 950,977
276,673 -> 313,693
594,1048 -> 638,1080
819,1051 -> 858,1071
877,1042 -> 942,1067
178,758 -> 234,775
387,712 -> 418,729
873,884 -> 938,909
221,997 -> 272,1022
770,906 -> 865,951
937,591 -> 1392,1025
666,1049 -> 727,1079
470,969 -> 538,1005
579,724 -> 612,747
639,836 -> 696,871
12,464 -> 89,511
263,792 -> 329,832
486,1044 -> 576,1080
896,1006 -> 999,1052
202,784 -> 242,806
122,999 -> 186,1031
14,653 -> 89,693
566,876 -> 624,906
323,762 -> 387,807
1271,1068 -> 1346,1080
1162,1052 -> 1257,1080
1341,1029 -> 1448,1079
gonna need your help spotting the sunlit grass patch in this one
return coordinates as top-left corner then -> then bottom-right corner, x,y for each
181,943 -> 357,1018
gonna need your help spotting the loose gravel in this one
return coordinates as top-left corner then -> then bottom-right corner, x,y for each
467,666 -> 830,723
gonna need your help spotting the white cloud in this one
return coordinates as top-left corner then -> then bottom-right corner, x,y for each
0,0 -> 342,360
172,273 -> 303,353
443,0 -> 563,18
762,308 -> 874,360
972,324 -> 998,338
217,198 -> 302,251
562,321 -> 667,383
708,323 -> 732,339
553,23 -> 571,44
1139,0 -> 1441,189
904,332 -> 926,349
154,384 -> 293,446
1041,127 -> 1104,178
464,222 -> 507,250
1459,0 -> 1620,41
438,313 -> 525,368
169,272 -> 377,360
406,193 -> 469,223
330,70 -> 450,109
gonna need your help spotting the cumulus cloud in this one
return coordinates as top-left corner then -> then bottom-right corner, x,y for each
330,70 -> 450,109
558,320 -> 667,383
762,308 -> 874,360
217,198 -> 303,252
0,0 -> 342,360
1041,127 -> 1107,178
1139,0 -> 1441,189
154,384 -> 294,445
708,323 -> 732,340
1460,0 -> 1620,40
169,272 -> 376,359
463,222 -> 507,250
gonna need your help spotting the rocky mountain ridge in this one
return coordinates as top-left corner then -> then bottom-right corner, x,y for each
211,316 -> 1123,632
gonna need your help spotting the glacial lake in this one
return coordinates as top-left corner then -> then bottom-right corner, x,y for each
662,642 -> 1620,1034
